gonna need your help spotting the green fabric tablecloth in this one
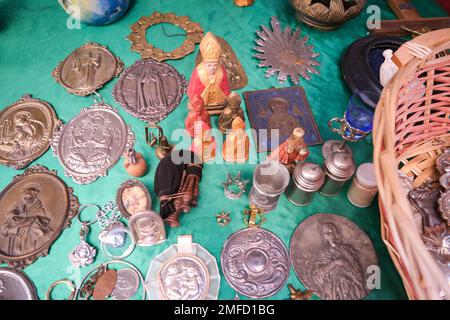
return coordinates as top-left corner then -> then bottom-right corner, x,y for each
0,0 -> 446,300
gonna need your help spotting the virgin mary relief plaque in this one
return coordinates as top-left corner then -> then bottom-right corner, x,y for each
113,59 -> 187,123
51,103 -> 135,184
0,95 -> 61,169
0,165 -> 80,269
52,42 -> 124,96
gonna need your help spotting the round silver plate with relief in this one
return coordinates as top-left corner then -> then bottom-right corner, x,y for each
220,228 -> 290,298
51,103 -> 134,184
0,268 -> 37,300
145,235 -> 220,300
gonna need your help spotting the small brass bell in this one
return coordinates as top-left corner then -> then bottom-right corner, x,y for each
145,123 -> 174,160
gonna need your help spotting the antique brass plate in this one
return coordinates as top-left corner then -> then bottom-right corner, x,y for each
0,165 -> 80,269
128,12 -> 204,61
52,42 -> 124,96
0,94 -> 61,169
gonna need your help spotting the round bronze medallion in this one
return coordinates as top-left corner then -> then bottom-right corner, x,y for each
0,95 -> 61,169
221,228 -> 290,298
0,165 -> 79,269
52,42 -> 124,96
290,213 -> 378,300
113,59 -> 187,123
128,12 -> 204,61
51,103 -> 135,184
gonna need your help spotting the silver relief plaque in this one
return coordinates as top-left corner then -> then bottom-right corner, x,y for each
221,228 -> 290,298
290,213 -> 378,300
51,103 -> 135,184
52,42 -> 124,96
158,254 -> 210,300
112,59 -> 187,123
0,95 -> 61,169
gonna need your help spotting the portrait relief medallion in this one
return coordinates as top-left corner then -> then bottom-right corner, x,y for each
116,179 -> 152,219
113,59 -> 187,123
51,103 -> 135,185
158,254 -> 210,300
0,165 -> 80,269
290,213 -> 378,300
52,42 -> 124,96
0,95 -> 61,169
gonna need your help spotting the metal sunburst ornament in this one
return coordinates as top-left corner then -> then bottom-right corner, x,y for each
254,16 -> 320,84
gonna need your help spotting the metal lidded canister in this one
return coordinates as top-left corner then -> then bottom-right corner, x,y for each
286,162 -> 325,206
347,162 -> 378,208
319,151 -> 356,196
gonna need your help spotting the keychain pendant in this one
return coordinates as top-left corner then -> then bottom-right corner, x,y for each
69,222 -> 97,267
69,241 -> 97,268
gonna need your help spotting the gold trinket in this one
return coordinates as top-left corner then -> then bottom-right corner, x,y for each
216,210 -> 231,226
287,284 -> 314,300
145,123 -> 174,160
243,205 -> 265,228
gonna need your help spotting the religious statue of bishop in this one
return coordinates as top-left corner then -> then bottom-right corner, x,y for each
187,32 -> 231,115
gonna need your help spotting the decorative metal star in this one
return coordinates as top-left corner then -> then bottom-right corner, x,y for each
216,210 -> 231,226
254,16 -> 320,84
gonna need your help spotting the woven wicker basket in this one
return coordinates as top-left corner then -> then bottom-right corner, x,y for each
373,32 -> 450,299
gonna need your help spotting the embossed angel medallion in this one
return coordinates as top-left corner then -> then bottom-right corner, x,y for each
113,59 -> 187,123
0,165 -> 80,269
0,95 -> 61,169
220,228 -> 290,298
158,254 -> 209,300
52,42 -> 124,96
51,103 -> 135,184
146,235 -> 220,300
290,213 -> 378,300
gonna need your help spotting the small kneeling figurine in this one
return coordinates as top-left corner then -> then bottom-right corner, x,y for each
185,96 -> 211,138
222,117 -> 249,163
268,127 -> 309,172
218,92 -> 245,134
191,121 -> 216,163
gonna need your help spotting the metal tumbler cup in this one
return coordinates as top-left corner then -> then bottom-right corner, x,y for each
249,161 -> 290,212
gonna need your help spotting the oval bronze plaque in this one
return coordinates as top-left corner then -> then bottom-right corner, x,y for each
0,95 -> 61,169
52,42 -> 124,96
51,103 -> 135,184
0,165 -> 79,269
